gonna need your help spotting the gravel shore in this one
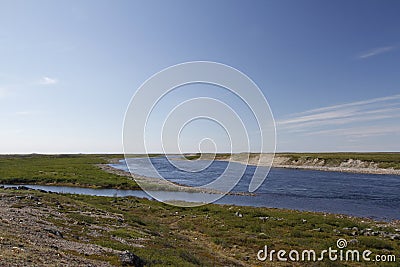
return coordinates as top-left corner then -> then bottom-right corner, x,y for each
221,155 -> 400,175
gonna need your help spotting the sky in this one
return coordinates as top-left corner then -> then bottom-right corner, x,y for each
0,0 -> 399,153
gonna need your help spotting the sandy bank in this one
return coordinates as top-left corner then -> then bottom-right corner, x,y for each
218,154 -> 400,175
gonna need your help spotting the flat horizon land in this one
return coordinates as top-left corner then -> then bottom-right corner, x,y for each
0,153 -> 400,266
0,152 -> 399,189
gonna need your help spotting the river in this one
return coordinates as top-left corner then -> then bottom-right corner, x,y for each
3,156 -> 400,220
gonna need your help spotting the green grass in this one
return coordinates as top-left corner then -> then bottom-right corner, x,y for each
0,154 -> 141,189
1,188 -> 399,266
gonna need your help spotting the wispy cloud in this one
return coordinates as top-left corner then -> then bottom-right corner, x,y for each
304,125 -> 400,138
358,46 -> 396,59
277,94 -> 400,138
16,111 -> 33,116
39,76 -> 58,85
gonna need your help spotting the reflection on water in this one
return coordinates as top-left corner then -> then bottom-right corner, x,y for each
1,184 -> 221,204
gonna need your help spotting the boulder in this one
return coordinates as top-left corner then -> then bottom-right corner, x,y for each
120,251 -> 144,267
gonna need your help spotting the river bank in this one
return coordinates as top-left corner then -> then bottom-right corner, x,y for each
214,153 -> 400,175
1,186 -> 399,266
98,163 -> 254,196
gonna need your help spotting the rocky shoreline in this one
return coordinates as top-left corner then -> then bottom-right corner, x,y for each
220,155 -> 400,175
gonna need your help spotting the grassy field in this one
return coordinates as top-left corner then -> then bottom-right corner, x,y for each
0,154 -> 140,189
0,188 -> 399,266
1,153 -> 399,190
0,154 -> 399,266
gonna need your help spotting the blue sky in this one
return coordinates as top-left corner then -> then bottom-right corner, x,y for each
0,0 -> 399,153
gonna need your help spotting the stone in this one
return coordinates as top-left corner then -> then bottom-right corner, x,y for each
348,239 -> 359,246
120,251 -> 144,267
389,234 -> 400,240
44,228 -> 63,238
235,212 -> 243,218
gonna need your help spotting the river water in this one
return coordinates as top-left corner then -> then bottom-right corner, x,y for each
113,157 -> 400,220
3,156 -> 400,220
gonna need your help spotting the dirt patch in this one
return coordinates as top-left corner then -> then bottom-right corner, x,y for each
0,193 -> 119,266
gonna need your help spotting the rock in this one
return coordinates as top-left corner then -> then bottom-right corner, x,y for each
235,212 -> 243,218
259,216 -> 269,222
44,228 -> 63,238
120,251 -> 144,267
27,195 -> 40,202
301,219 -> 307,223
389,234 -> 400,240
312,228 -> 322,232
258,232 -> 268,238
333,229 -> 340,234
17,186 -> 30,191
348,239 -> 359,246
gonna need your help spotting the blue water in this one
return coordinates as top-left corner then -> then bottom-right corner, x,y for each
109,157 -> 400,220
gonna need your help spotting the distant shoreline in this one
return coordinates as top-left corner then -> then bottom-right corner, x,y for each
217,153 -> 400,175
179,152 -> 400,175
272,164 -> 400,175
